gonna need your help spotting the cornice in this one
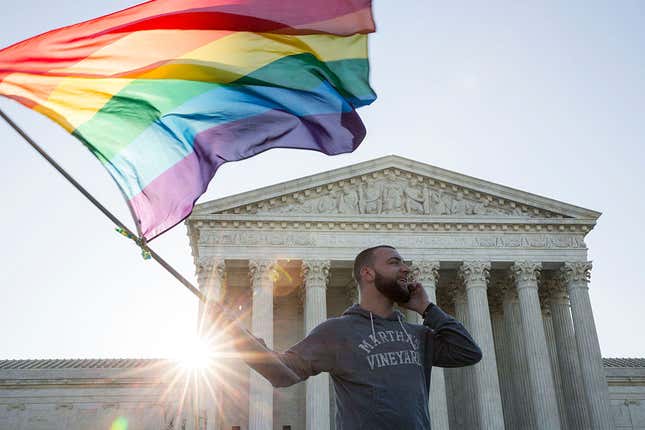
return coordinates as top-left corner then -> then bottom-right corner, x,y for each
0,378 -> 166,389
188,217 -> 594,235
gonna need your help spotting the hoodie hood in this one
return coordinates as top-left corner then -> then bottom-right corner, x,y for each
342,303 -> 406,321
343,304 -> 417,352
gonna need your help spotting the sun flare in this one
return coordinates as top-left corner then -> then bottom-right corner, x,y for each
176,336 -> 215,370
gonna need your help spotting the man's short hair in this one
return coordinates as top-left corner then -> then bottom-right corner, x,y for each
353,245 -> 395,284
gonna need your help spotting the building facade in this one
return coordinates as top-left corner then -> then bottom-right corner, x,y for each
1,156 -> 644,430
0,359 -> 200,429
185,155 -> 625,430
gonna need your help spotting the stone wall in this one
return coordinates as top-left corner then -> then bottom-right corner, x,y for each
0,359 -> 644,429
0,360 -> 203,430
607,365 -> 645,430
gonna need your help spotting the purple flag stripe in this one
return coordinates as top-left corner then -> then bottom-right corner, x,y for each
129,109 -> 366,239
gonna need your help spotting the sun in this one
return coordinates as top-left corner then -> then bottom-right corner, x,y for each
176,335 -> 214,370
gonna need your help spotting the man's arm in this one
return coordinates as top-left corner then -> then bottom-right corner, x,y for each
423,303 -> 482,367
212,306 -> 335,387
228,329 -> 305,387
399,283 -> 482,367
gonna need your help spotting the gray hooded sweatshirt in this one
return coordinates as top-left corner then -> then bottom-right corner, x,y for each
240,303 -> 481,430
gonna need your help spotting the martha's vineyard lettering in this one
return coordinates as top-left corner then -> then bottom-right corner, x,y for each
357,330 -> 422,370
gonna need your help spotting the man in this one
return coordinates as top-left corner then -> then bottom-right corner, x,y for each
213,245 -> 481,429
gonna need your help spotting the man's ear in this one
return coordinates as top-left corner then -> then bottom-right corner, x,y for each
361,266 -> 374,282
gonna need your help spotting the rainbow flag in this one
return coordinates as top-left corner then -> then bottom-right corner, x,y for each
0,0 -> 376,240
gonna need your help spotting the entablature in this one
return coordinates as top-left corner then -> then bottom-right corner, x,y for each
188,216 -> 595,234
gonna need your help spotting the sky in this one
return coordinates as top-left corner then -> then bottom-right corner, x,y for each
0,1 -> 644,360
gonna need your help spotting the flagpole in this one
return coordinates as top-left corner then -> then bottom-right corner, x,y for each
1,108 -> 302,382
0,108 -> 202,300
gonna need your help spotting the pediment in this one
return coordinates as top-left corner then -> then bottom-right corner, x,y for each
191,155 -> 600,221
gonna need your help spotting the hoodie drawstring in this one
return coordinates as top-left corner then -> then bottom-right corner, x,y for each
397,314 -> 417,351
370,311 -> 417,352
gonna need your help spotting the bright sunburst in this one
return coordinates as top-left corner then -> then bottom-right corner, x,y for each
176,335 -> 214,370
153,305 -> 254,425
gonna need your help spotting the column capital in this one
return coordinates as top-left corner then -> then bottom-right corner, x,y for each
301,260 -> 330,289
458,261 -> 491,288
410,261 -> 440,285
561,261 -> 592,286
196,259 -> 226,308
511,261 -> 542,287
196,258 -> 226,282
248,260 -> 278,290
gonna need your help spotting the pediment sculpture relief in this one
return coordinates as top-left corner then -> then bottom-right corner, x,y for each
224,170 -> 564,218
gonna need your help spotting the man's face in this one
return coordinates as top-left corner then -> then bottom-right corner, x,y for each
369,247 -> 411,303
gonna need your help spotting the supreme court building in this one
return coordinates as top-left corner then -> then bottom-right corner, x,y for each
1,155 -> 644,429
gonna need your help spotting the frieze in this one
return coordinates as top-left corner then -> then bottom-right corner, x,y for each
220,169 -> 565,219
475,236 -> 585,248
199,230 -> 587,250
200,231 -> 317,247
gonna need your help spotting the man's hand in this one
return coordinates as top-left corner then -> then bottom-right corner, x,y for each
398,282 -> 431,315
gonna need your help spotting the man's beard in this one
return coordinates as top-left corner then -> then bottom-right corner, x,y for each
374,271 -> 410,303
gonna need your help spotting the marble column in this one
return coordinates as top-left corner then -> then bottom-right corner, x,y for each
184,401 -> 197,430
453,283 -> 479,430
548,276 -> 591,430
405,307 -> 419,324
302,260 -> 331,430
444,368 -> 458,430
248,260 -> 276,430
196,259 -> 226,336
539,286 -> 569,430
562,262 -> 614,430
442,286 -> 459,430
195,259 -> 226,430
512,261 -> 561,430
412,261 -> 449,430
459,261 -> 505,430
502,280 -> 535,429
489,278 -> 515,430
